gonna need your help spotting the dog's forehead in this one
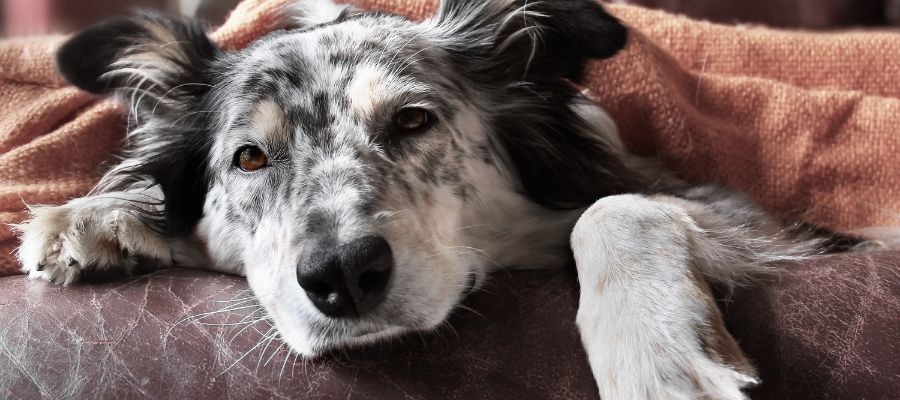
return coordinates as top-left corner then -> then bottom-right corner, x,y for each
210,15 -> 467,158
221,16 -> 441,126
236,17 -> 423,88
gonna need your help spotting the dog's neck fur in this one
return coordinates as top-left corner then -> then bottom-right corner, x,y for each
463,100 -> 674,273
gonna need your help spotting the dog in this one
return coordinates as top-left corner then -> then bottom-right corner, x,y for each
13,0 -> 881,398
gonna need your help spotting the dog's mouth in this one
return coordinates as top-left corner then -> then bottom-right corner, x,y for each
263,264 -> 482,357
303,279 -> 479,354
298,305 -> 422,351
305,322 -> 413,356
349,325 -> 406,340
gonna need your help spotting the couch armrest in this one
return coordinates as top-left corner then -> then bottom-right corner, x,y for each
1,252 -> 898,399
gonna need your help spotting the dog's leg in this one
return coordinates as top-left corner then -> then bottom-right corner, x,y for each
15,183 -> 202,284
571,194 -> 758,400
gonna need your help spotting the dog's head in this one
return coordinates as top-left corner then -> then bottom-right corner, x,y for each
58,0 -> 639,354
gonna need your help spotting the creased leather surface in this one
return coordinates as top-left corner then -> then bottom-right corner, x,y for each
730,252 -> 900,400
1,252 -> 898,399
0,268 -> 597,399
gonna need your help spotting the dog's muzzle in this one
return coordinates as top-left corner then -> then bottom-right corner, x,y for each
296,235 -> 393,318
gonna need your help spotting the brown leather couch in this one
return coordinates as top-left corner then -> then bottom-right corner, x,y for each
1,251 -> 898,399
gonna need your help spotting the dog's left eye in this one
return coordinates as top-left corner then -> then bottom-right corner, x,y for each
234,145 -> 269,172
393,107 -> 433,133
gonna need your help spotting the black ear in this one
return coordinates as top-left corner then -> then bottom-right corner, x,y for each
57,17 -> 146,94
431,0 -> 642,209
56,12 -> 218,102
432,0 -> 627,82
58,13 -> 220,236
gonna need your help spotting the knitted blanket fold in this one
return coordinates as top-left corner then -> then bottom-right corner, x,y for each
1,0 -> 898,276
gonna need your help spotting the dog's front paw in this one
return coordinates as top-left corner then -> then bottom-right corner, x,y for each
659,356 -> 758,400
590,349 -> 758,400
15,199 -> 170,284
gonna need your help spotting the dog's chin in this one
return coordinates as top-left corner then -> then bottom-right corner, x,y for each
326,326 -> 410,353
284,322 -> 436,358
300,275 -> 480,356
274,303 -> 458,358
261,271 -> 479,358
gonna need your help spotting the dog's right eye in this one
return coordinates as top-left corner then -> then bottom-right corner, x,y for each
234,146 -> 268,172
393,107 -> 434,134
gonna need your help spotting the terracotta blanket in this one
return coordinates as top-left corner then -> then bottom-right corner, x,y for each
1,0 -> 899,276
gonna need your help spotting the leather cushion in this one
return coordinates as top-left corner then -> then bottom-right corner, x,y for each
0,251 -> 897,399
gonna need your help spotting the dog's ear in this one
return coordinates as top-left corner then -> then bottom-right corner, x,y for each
430,0 -> 627,82
430,0 -> 642,209
58,13 -> 219,236
57,12 -> 217,105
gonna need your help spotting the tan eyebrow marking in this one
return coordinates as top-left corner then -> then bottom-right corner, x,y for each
249,99 -> 289,142
346,64 -> 392,118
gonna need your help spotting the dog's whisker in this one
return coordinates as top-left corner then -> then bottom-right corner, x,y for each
182,303 -> 264,321
431,245 -> 503,268
277,346 -> 294,382
257,333 -> 285,372
228,315 -> 273,347
264,341 -> 288,369
166,299 -> 264,338
151,82 -> 217,115
196,316 -> 269,327
256,328 -> 280,357
220,325 -> 277,376
207,296 -> 258,308
213,296 -> 257,305
168,110 -> 223,128
453,303 -> 488,320
436,319 -> 460,339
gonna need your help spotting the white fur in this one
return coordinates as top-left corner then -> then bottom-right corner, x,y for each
572,195 -> 758,400
284,0 -> 350,27
15,188 -> 173,284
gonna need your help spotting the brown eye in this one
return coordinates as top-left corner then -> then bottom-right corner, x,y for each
235,145 -> 268,172
393,107 -> 432,133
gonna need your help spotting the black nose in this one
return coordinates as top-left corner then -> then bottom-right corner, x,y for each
296,236 -> 393,318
